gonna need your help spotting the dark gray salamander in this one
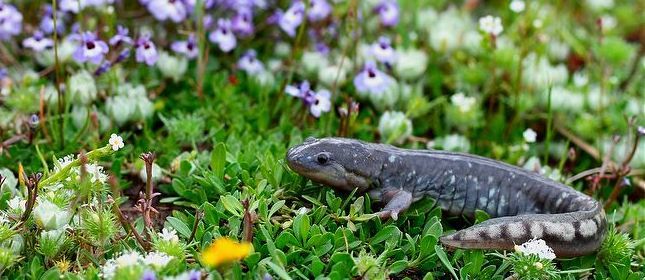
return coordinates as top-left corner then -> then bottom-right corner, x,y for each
286,137 -> 606,257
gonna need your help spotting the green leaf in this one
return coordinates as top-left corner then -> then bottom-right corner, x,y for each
210,142 -> 227,179
474,210 -> 490,224
293,214 -> 310,243
310,256 -> 325,276
389,260 -> 408,274
167,217 -> 192,238
435,245 -> 458,280
371,225 -> 401,245
220,195 -> 243,217
265,261 -> 293,280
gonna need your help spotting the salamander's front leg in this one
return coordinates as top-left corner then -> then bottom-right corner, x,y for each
374,189 -> 412,220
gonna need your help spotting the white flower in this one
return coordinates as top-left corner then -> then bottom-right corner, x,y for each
156,51 -> 188,82
0,168 -> 17,194
450,93 -> 476,113
296,207 -> 310,215
33,199 -> 71,230
318,64 -> 348,87
514,238 -> 556,260
7,196 -> 26,213
105,96 -> 135,126
510,0 -> 525,13
428,8 -> 480,52
378,111 -> 413,144
600,15 -> 616,31
85,163 -> 108,184
393,48 -> 428,80
479,15 -> 503,36
159,228 -> 179,243
310,90 -> 332,118
109,134 -> 124,151
437,134 -> 471,152
586,0 -> 614,11
144,251 -> 173,267
115,251 -> 143,267
523,128 -> 537,143
573,71 -> 589,87
100,259 -> 118,279
301,51 -> 329,76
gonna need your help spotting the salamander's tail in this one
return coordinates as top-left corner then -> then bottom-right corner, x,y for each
439,203 -> 607,257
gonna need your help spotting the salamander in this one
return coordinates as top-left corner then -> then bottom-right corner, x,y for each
285,137 -> 607,257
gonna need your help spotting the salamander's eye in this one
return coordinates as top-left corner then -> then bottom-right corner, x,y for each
316,152 -> 330,165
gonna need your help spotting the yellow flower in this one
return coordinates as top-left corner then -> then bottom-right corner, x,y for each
201,237 -> 252,267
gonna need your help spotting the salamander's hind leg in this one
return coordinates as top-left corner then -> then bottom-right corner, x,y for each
373,189 -> 412,221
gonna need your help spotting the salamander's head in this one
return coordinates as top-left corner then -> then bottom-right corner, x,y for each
286,137 -> 374,192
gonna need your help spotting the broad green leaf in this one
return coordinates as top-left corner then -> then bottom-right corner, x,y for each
167,217 -> 192,238
210,142 -> 226,179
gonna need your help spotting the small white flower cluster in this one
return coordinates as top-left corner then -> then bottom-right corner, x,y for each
52,154 -> 109,185
450,92 -> 477,113
159,228 -> 179,243
510,0 -> 526,13
514,238 -> 556,260
101,251 -> 174,279
479,15 -> 504,36
523,128 -> 537,143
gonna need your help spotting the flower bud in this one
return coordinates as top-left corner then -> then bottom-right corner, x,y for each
394,48 -> 428,80
157,51 -> 188,82
378,111 -> 412,144
68,70 -> 97,105
33,199 -> 71,230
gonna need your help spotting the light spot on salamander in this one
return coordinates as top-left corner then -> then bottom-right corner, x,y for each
450,175 -> 456,184
579,220 -> 598,237
467,162 -> 472,168
543,222 -> 575,241
487,224 -> 502,239
388,155 -> 396,162
507,222 -> 525,239
530,222 -> 544,238
487,176 -> 494,184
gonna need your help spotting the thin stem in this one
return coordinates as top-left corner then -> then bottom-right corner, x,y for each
52,0 -> 65,149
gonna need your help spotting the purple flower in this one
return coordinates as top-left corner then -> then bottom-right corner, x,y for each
209,19 -> 237,52
308,0 -> 331,22
145,0 -> 187,23
315,42 -> 329,55
237,50 -> 265,75
203,15 -> 214,29
370,36 -> 397,65
60,0 -> 114,13
109,25 -> 133,46
183,0 -> 216,12
187,270 -> 201,280
286,81 -> 331,118
171,34 -> 198,59
115,48 -> 131,63
23,31 -> 54,52
278,1 -> 305,37
140,270 -> 156,280
39,4 -> 65,34
72,32 -> 109,65
0,2 -> 23,41
94,61 -> 111,76
374,0 -> 399,27
353,61 -> 395,95
135,34 -> 158,65
231,8 -> 254,37
0,68 -> 7,79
